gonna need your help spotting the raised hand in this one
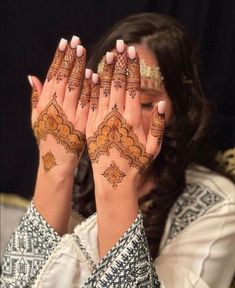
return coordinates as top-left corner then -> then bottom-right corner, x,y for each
86,40 -> 165,257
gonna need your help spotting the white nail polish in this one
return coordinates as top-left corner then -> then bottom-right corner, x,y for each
85,69 -> 92,79
158,101 -> 166,114
92,73 -> 99,84
59,38 -> 68,51
128,46 -> 136,59
116,39 -> 125,53
105,52 -> 114,64
27,75 -> 33,87
77,45 -> 84,57
70,35 -> 80,48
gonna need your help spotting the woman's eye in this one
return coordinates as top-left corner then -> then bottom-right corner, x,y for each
141,102 -> 154,109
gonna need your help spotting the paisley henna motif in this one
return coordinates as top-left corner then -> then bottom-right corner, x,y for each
42,151 -> 57,172
33,97 -> 86,157
100,57 -> 115,97
151,107 -> 165,145
127,57 -> 141,99
113,51 -> 127,90
90,82 -> 100,111
31,85 -> 39,108
87,106 -> 152,173
47,47 -> 66,82
80,77 -> 91,108
102,161 -> 126,189
56,46 -> 76,83
68,50 -> 86,92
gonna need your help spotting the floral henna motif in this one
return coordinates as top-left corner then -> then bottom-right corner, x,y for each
113,51 -> 127,90
47,47 -> 66,82
80,78 -> 91,108
68,50 -> 86,92
87,106 -> 152,173
90,82 -> 100,111
102,161 -> 126,189
42,151 -> 57,172
31,85 -> 39,108
151,107 -> 165,145
100,58 -> 115,97
56,46 -> 76,83
127,57 -> 141,99
33,97 -> 86,157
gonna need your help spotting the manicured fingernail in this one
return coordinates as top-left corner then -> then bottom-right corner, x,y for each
28,75 -> 33,87
85,68 -> 92,79
70,35 -> 80,48
76,45 -> 84,57
92,73 -> 99,84
127,46 -> 136,60
116,39 -> 125,53
58,38 -> 67,51
158,101 -> 166,114
105,52 -> 114,64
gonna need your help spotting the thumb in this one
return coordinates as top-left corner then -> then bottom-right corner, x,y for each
28,75 -> 43,108
146,101 -> 166,157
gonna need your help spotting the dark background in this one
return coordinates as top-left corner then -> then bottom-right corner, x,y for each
1,0 -> 235,199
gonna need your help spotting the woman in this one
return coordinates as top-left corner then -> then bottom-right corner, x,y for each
1,13 -> 235,287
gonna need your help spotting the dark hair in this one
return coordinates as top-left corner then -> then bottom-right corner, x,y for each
73,13 -> 218,258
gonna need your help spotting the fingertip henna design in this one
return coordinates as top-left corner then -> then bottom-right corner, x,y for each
100,56 -> 115,97
47,46 -> 67,82
31,85 -> 39,108
113,50 -> 127,90
56,46 -> 76,83
68,48 -> 86,92
127,57 -> 141,99
151,107 -> 165,145
33,98 -> 86,157
87,106 -> 152,173
42,151 -> 57,172
102,161 -> 126,189
80,77 -> 91,108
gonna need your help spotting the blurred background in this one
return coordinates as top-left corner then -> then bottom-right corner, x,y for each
0,1 -> 235,252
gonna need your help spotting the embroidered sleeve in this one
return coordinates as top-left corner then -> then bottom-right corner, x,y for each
0,201 -> 61,287
83,212 -> 161,287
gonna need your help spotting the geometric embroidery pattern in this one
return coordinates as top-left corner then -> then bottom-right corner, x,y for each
0,202 -> 60,287
83,212 -> 160,287
164,183 -> 224,246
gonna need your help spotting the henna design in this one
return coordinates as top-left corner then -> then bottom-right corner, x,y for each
80,78 -> 91,108
112,51 -> 127,90
127,57 -> 141,99
31,85 -> 39,108
102,161 -> 126,189
33,97 -> 86,157
56,46 -> 76,83
90,82 -> 100,111
46,47 -> 66,82
100,58 -> 115,97
42,151 -> 57,172
151,107 -> 165,145
87,106 -> 152,173
68,50 -> 86,92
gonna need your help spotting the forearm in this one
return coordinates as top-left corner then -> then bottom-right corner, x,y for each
95,178 -> 139,258
33,161 -> 75,235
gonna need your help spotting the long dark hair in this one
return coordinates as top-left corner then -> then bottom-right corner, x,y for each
73,13 -> 218,258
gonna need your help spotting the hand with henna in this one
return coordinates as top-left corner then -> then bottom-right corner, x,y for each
86,40 -> 166,257
29,36 -> 93,234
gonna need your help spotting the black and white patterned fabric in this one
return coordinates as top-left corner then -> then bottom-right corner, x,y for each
0,202 -> 60,287
164,182 -> 224,246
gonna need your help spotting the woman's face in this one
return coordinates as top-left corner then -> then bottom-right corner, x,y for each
135,44 -> 174,134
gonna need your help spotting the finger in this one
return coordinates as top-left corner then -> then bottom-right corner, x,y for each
146,101 -> 166,156
108,40 -> 127,113
40,38 -> 68,104
63,45 -> 86,119
88,73 -> 100,121
98,52 -> 115,117
124,46 -> 141,121
75,68 -> 92,133
28,75 -> 43,123
53,36 -> 80,105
